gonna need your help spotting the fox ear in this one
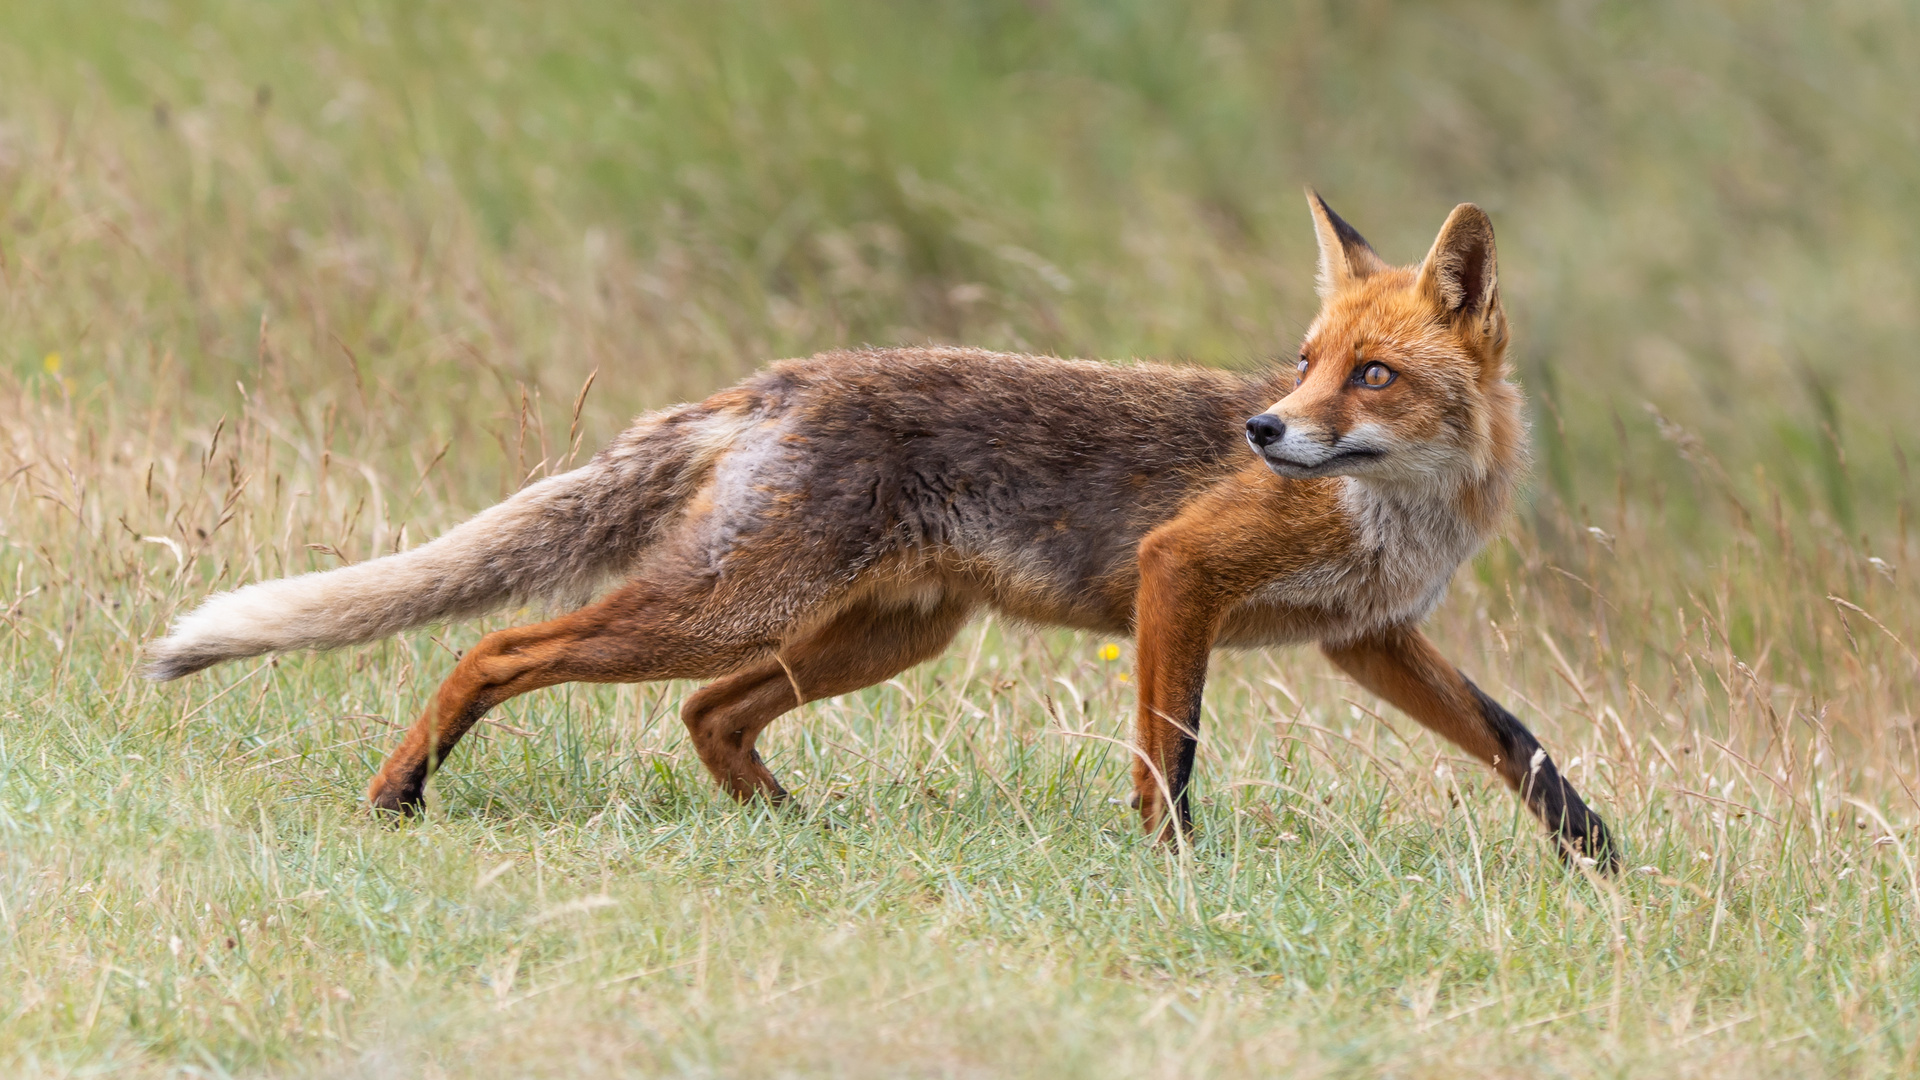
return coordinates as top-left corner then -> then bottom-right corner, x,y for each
1416,203 -> 1500,322
1306,189 -> 1388,297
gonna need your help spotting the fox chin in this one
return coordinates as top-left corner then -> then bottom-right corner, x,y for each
149,190 -> 1616,871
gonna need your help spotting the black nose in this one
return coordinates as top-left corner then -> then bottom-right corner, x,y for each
1245,413 -> 1286,449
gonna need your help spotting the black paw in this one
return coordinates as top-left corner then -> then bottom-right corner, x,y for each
1556,807 -> 1619,874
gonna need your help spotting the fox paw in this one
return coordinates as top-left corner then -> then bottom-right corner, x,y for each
366,774 -> 426,818
1556,811 -> 1619,874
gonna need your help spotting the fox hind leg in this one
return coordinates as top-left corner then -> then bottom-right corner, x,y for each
365,578 -> 785,814
679,591 -> 974,804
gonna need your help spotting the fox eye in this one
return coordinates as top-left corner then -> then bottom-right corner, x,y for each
1358,362 -> 1395,388
1295,356 -> 1309,376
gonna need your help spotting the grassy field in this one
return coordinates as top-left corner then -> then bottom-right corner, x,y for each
4,1 -> 1920,1075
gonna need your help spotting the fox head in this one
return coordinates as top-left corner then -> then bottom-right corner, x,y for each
1245,193 -> 1525,493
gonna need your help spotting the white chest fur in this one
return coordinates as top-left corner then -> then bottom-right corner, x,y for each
1230,477 -> 1492,646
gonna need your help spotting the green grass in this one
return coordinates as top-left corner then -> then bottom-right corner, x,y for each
4,1 -> 1920,1075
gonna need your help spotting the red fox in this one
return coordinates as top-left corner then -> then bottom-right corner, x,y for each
148,193 -> 1615,867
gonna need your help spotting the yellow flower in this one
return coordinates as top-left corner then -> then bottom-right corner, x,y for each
1098,643 -> 1121,662
42,352 -> 61,375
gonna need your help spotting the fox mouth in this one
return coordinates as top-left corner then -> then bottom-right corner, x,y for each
1256,447 -> 1385,478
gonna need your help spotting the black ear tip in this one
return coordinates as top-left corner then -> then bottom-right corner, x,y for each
1319,201 -> 1373,252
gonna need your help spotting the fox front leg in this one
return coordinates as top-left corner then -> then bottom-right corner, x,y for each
1130,487 -> 1289,843
1321,628 -> 1617,869
1129,539 -> 1219,842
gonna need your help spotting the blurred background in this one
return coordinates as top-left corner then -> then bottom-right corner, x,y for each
5,0 -> 1917,543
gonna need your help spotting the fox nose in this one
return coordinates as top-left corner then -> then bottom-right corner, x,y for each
1245,413 -> 1286,449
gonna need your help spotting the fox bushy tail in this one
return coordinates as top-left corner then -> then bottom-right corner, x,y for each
145,413 -> 718,681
